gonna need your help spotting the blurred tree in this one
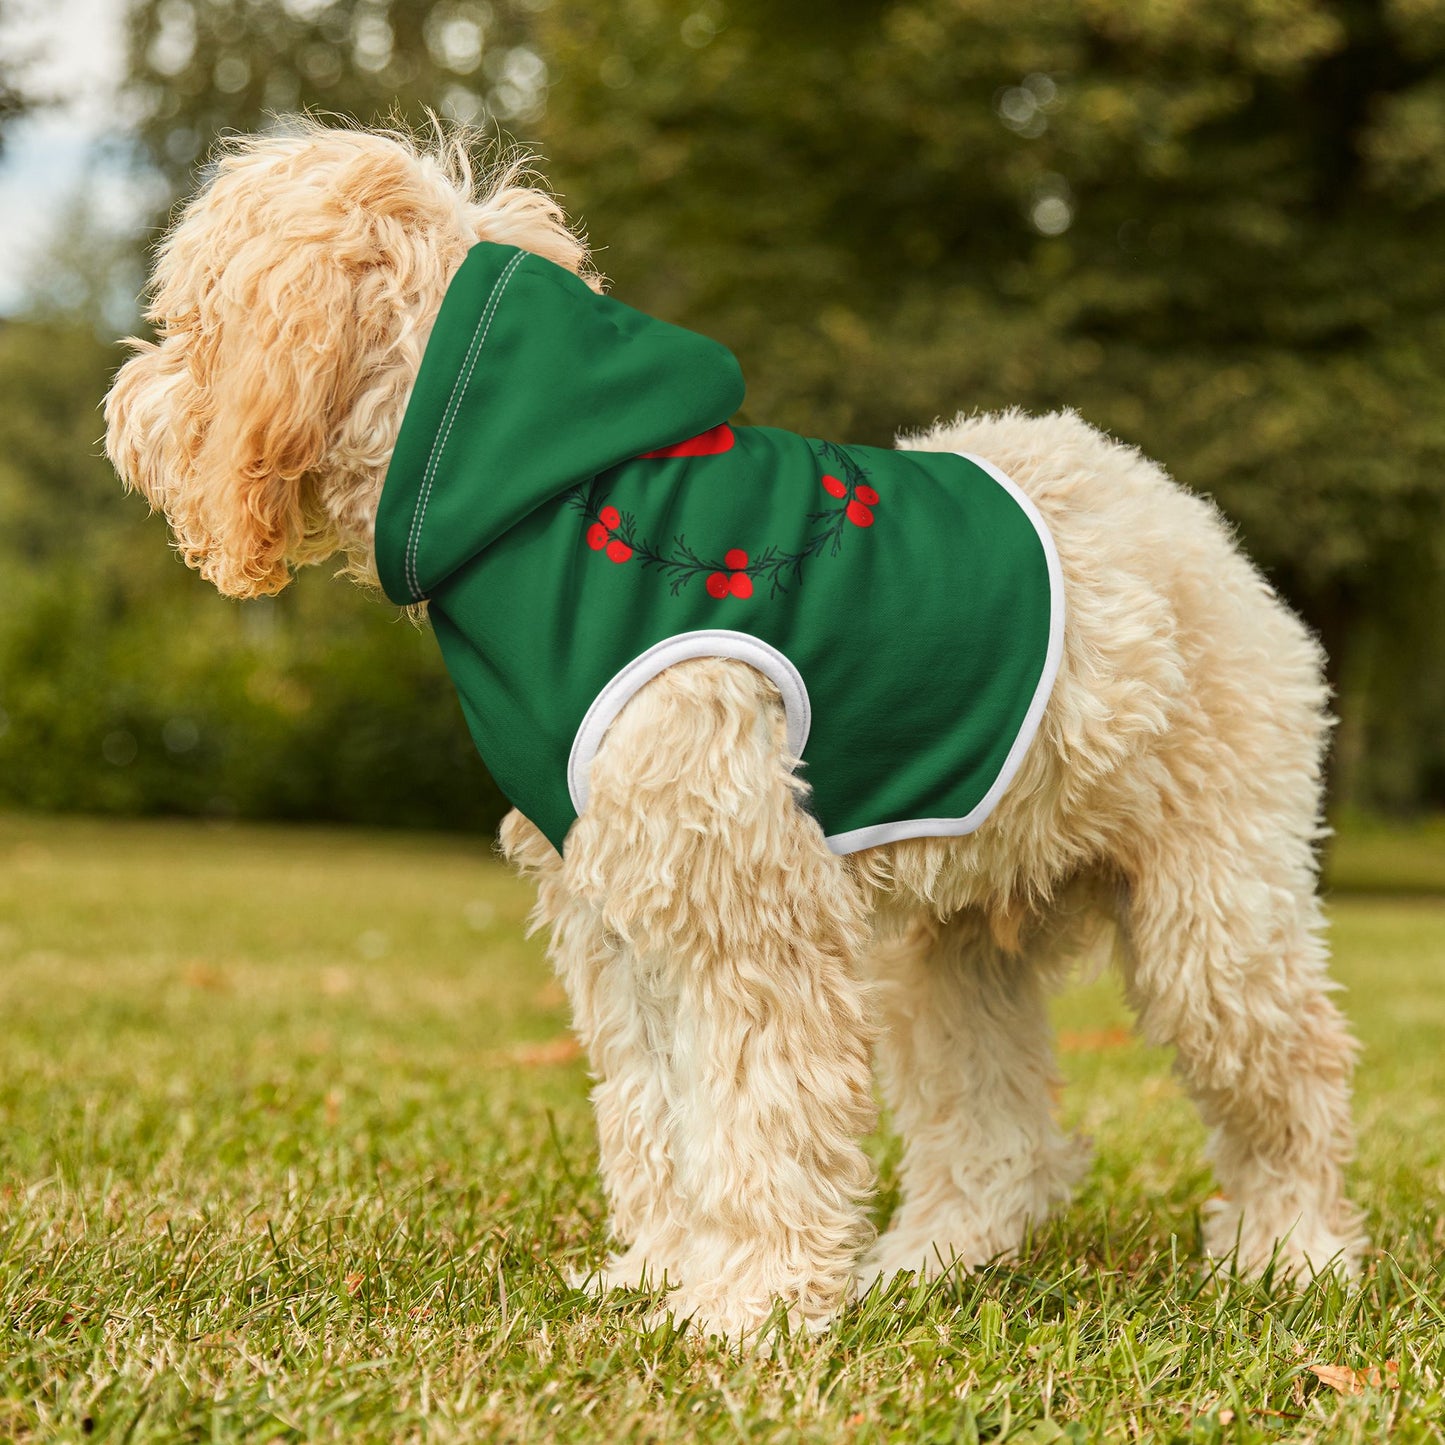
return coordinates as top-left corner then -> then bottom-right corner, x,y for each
0,0 -> 38,151
534,0 -> 1445,808
0,315 -> 130,571
4,0 -> 559,832
0,315 -> 506,830
124,0 -> 548,193
29,0 -> 1440,818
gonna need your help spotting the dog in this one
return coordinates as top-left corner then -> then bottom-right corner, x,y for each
104,121 -> 1365,1342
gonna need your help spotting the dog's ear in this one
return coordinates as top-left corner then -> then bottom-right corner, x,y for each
106,135 -> 430,599
106,333 -> 195,533
184,241 -> 355,598
105,240 -> 360,599
104,127 -> 596,598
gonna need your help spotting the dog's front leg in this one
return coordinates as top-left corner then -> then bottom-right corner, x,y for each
501,809 -> 686,1290
565,659 -> 878,1343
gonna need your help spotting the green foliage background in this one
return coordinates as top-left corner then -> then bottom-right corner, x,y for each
3,0 -> 1444,825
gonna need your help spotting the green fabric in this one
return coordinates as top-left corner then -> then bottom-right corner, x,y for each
376,242 -> 1060,854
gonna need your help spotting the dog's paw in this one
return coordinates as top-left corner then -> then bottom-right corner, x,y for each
1202,1196 -> 1367,1282
856,1233 -> 996,1296
860,1196 -> 1058,1289
645,1287 -> 836,1350
860,1132 -> 1092,1295
570,1245 -> 674,1296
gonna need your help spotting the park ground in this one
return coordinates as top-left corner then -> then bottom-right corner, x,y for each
2,811 -> 1445,1442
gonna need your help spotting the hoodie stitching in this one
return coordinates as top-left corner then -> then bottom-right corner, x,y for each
405,248 -> 527,600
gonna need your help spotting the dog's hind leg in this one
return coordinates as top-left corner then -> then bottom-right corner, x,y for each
1103,563 -> 1366,1280
1119,829 -> 1365,1280
564,658 -> 878,1342
860,909 -> 1089,1288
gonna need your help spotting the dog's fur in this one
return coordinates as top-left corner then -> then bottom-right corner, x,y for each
105,122 -> 1366,1341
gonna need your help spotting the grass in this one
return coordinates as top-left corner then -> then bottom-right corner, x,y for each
1,812 -> 1443,1443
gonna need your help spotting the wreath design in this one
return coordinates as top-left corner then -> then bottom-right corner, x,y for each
564,436 -> 880,601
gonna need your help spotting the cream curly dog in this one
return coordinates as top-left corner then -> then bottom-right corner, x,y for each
105,123 -> 1365,1341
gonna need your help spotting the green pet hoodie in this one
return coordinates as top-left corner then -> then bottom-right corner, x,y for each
375,242 -> 1063,854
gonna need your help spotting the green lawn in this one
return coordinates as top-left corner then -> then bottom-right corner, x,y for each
2,812 -> 1443,1443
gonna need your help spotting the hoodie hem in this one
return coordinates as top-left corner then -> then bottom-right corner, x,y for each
566,630 -> 813,818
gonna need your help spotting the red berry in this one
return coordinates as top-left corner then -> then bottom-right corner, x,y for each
728,572 -> 753,599
599,505 -> 621,530
855,484 -> 879,506
605,539 -> 633,564
639,423 -> 736,458
846,500 -> 874,527
724,548 -> 748,570
821,474 -> 847,499
586,522 -> 609,550
706,572 -> 730,598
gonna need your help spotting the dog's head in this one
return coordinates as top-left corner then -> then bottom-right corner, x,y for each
105,122 -> 591,598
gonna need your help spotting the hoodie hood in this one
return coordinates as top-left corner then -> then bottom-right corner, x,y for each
375,243 -> 745,605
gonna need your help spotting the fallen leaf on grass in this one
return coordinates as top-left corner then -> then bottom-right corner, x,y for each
534,980 -> 567,1009
320,967 -> 353,997
181,961 -> 229,992
1309,1362 -> 1399,1395
499,1037 -> 584,1068
1057,1027 -> 1133,1052
344,1273 -> 365,1296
